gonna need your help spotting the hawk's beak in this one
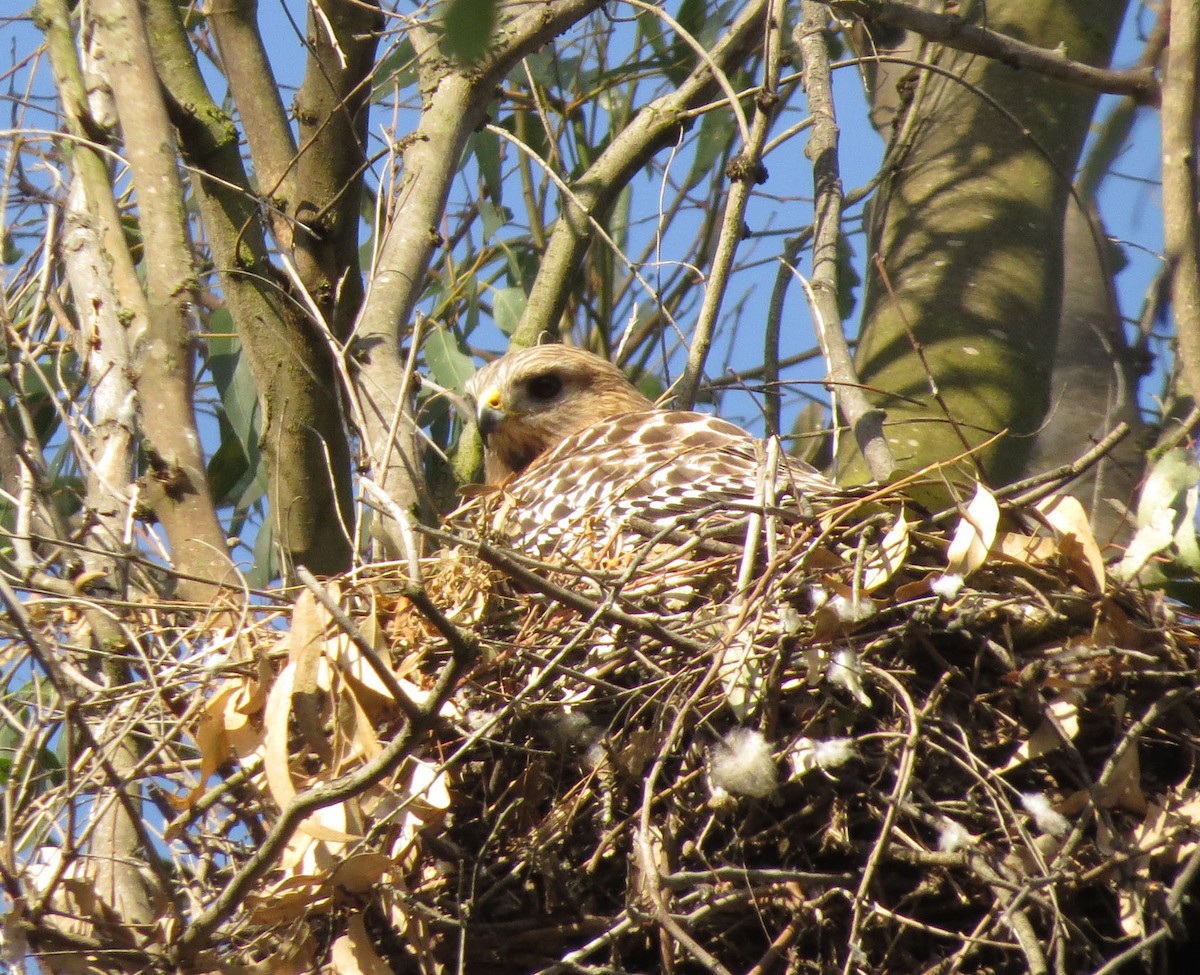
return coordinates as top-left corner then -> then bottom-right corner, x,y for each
476,389 -> 506,439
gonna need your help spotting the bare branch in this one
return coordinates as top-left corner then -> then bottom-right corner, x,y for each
89,0 -> 237,600
512,0 -> 772,355
676,0 -> 783,409
796,2 -> 893,481
827,0 -> 1159,105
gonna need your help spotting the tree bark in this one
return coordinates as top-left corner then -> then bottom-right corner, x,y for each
76,0 -> 239,600
1025,201 -> 1145,544
146,0 -> 355,577
842,0 -> 1128,487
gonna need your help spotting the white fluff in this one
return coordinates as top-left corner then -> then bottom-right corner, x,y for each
937,818 -> 973,852
931,573 -> 965,599
829,593 -> 877,622
828,648 -> 872,707
787,736 -> 856,780
1021,792 -> 1070,836
709,728 -> 777,799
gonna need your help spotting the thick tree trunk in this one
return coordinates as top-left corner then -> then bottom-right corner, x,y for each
1025,201 -> 1145,544
843,0 -> 1128,488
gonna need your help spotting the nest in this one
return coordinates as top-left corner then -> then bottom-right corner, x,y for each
10,481 -> 1200,975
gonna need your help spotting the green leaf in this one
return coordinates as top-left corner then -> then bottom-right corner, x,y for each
2,230 -> 22,265
207,310 -> 263,473
686,111 -> 734,190
247,517 -> 276,589
492,286 -> 527,337
837,232 -> 862,320
442,0 -> 498,65
207,411 -> 252,506
372,36 -> 418,101
522,51 -> 557,87
471,130 -> 504,205
480,199 -> 511,242
425,325 -> 476,392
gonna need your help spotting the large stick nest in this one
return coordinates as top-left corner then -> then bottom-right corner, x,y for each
10,481 -> 1200,975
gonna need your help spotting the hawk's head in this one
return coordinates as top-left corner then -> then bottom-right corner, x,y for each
466,345 -> 654,483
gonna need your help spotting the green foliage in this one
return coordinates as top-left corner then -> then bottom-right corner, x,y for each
205,310 -> 265,514
2,230 -> 21,265
491,285 -> 526,337
442,0 -> 499,65
424,324 -> 476,393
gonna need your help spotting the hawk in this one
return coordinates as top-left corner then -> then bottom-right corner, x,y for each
457,344 -> 837,567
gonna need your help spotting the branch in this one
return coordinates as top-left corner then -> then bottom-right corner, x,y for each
89,0 -> 237,601
511,0 -> 771,354
291,0 -> 381,338
675,0 -> 784,409
827,0 -> 1160,106
350,0 -> 605,555
1162,0 -> 1200,403
207,0 -> 299,241
145,0 -> 356,576
796,3 -> 894,482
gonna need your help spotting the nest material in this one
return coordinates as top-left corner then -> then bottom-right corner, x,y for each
11,483 -> 1200,975
401,498 -> 1197,975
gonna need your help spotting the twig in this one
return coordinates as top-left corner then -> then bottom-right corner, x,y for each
675,0 -> 782,409
622,0 -> 752,147
0,576 -> 176,907
964,855 -> 1049,975
171,712 -> 430,964
1152,403 -> 1200,456
840,665 -> 924,975
294,565 -> 425,726
763,234 -> 811,432
1087,927 -> 1174,975
998,422 -> 1131,507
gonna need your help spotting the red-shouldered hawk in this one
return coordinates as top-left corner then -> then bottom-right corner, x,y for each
457,345 -> 837,565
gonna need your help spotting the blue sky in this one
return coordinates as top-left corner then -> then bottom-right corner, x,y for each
1,1 -> 1170,458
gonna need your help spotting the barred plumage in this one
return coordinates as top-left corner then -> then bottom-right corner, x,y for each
456,345 -> 837,565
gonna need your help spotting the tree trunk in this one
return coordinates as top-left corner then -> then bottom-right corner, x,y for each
843,0 -> 1128,488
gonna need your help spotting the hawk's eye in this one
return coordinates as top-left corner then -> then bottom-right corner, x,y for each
525,373 -> 563,401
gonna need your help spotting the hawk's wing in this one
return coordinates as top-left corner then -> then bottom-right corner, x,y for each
457,410 -> 835,562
